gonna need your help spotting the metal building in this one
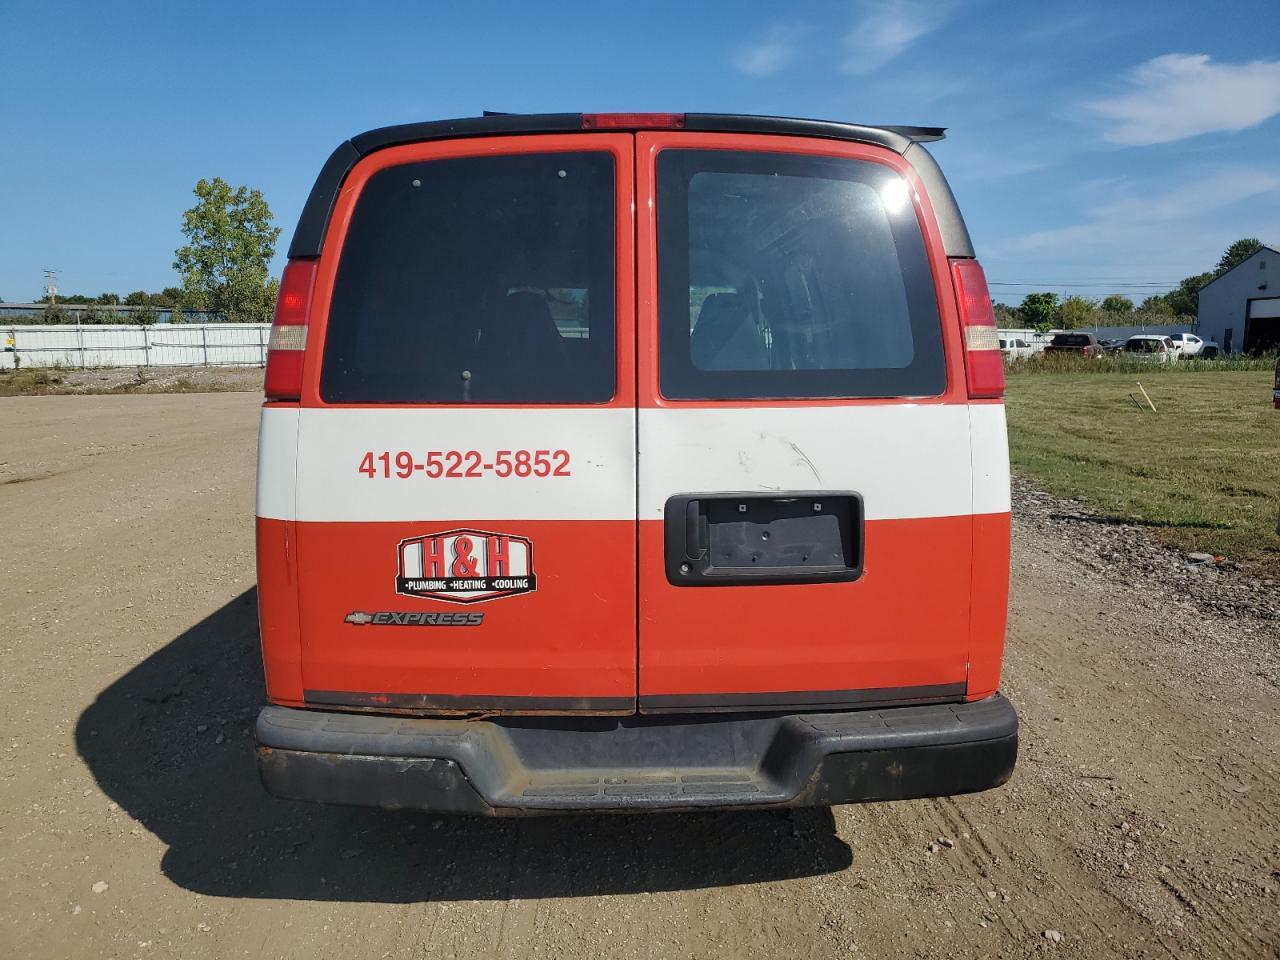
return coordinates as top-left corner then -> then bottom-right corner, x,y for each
1196,246 -> 1280,354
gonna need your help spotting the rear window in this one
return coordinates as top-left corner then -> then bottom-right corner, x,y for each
320,152 -> 615,403
1126,338 -> 1162,352
656,150 -> 945,400
1051,334 -> 1092,347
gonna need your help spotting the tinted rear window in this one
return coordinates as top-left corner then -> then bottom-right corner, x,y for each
1051,334 -> 1092,347
321,152 -> 615,403
656,150 -> 945,400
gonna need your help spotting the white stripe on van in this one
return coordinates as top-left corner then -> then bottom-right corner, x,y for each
257,404 -> 1009,522
969,403 -> 1012,515
262,406 -> 637,523
256,405 -> 299,522
637,404 -> 1009,520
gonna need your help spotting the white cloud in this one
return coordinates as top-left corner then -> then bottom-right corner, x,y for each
734,25 -> 806,77
1085,53 -> 1280,146
841,1 -> 948,75
992,167 -> 1280,270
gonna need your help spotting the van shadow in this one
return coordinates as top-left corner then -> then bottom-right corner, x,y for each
75,589 -> 853,903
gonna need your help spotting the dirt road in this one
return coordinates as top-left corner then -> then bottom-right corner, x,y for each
1,393 -> 1276,959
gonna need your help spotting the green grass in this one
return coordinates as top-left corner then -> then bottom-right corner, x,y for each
1005,369 -> 1280,578
1008,351 -> 1278,375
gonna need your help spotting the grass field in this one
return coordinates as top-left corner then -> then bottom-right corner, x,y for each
1005,368 -> 1279,578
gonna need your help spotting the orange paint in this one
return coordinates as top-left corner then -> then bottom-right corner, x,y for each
638,515 -> 981,699
290,519 -> 637,702
256,517 -> 304,705
965,511 -> 1012,700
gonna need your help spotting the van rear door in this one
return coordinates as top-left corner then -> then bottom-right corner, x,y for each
288,135 -> 637,714
634,132 -> 979,713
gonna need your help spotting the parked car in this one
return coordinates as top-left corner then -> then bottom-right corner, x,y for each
1044,332 -> 1104,358
1169,332 -> 1205,356
252,111 -> 1018,816
1098,338 -> 1125,353
1123,335 -> 1178,362
999,337 -> 1034,361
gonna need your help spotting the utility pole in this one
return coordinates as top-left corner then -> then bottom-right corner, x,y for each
43,269 -> 58,304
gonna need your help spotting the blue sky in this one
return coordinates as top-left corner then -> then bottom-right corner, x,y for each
2,0 -> 1278,305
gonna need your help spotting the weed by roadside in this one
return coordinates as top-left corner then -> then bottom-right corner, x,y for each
1007,352 -> 1278,376
0,366 -> 69,396
0,365 -> 261,396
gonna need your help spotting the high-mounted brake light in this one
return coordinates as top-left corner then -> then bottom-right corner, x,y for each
950,259 -> 1004,400
581,113 -> 685,130
264,258 -> 317,401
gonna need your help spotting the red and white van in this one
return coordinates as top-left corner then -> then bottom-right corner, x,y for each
254,113 -> 1017,814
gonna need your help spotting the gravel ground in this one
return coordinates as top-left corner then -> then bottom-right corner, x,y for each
1012,476 -> 1279,687
0,393 -> 1275,959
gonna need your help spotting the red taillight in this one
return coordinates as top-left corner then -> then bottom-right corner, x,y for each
264,258 -> 317,401
581,112 -> 685,129
950,259 -> 1004,399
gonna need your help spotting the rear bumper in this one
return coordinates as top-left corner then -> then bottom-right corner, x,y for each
255,693 -> 1017,815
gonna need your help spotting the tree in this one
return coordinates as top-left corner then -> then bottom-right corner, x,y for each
174,177 -> 281,322
1057,295 -> 1096,329
1216,238 -> 1263,276
1101,294 -> 1134,313
124,290 -> 151,306
1019,292 -> 1059,332
1165,272 -> 1214,318
1139,295 -> 1174,316
130,304 -> 158,326
96,292 -> 120,305
992,301 -> 1019,326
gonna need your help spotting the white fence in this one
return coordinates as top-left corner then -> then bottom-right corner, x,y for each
1,324 -> 271,369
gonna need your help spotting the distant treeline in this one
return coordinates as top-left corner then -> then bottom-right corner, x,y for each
10,289 -> 216,325
992,295 -> 1182,332
37,289 -> 182,307
995,238 -> 1267,332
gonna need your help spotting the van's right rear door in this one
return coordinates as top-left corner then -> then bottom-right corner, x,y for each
634,131 -> 983,713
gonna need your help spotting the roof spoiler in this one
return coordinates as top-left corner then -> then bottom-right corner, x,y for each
480,112 -> 947,143
288,113 -> 971,260
879,126 -> 947,143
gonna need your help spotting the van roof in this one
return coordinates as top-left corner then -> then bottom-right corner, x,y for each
288,112 -> 975,261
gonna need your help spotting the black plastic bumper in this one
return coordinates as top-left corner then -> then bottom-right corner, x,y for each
255,694 -> 1017,815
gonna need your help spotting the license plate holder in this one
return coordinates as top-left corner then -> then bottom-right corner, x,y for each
664,492 -> 863,586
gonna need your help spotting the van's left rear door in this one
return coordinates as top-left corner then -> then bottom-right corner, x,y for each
288,134 -> 637,714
